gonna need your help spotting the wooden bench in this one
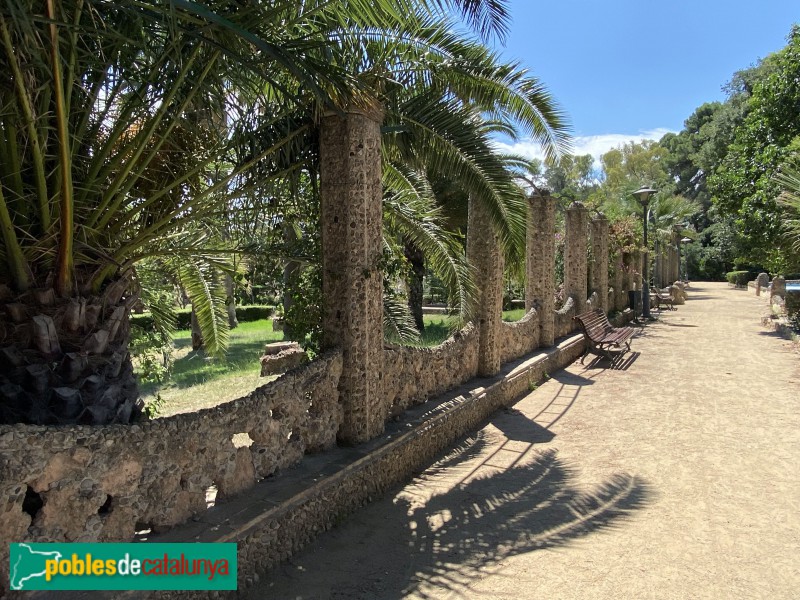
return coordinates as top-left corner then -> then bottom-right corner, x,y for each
573,309 -> 636,364
651,287 -> 676,311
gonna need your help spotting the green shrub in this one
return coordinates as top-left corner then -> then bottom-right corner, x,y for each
130,305 -> 274,331
725,270 -> 751,287
235,305 -> 274,322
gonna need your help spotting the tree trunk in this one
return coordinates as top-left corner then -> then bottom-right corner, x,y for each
190,306 -> 204,351
225,273 -> 238,329
0,278 -> 142,425
282,222 -> 299,340
404,240 -> 425,332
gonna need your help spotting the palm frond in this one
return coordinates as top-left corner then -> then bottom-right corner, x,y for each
175,256 -> 230,358
383,162 -> 476,325
776,167 -> 800,251
383,289 -> 421,343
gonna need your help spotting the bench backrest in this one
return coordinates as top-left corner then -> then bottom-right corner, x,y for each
573,309 -> 613,339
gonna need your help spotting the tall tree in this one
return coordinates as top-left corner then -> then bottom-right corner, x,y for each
709,25 -> 800,272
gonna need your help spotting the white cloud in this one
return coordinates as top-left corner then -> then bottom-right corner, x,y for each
494,128 -> 675,168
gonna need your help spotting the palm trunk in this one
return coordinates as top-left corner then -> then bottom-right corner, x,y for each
225,273 -> 238,329
404,240 -> 425,332
0,277 -> 142,425
190,306 -> 204,351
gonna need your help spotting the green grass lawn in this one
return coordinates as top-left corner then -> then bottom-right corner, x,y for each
140,319 -> 284,417
143,309 -> 529,416
502,308 -> 527,322
409,309 -> 527,346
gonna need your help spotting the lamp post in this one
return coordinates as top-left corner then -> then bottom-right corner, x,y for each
681,237 -> 692,282
633,186 -> 657,319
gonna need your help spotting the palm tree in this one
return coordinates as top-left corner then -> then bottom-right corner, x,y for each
266,9 -> 570,335
0,0 -> 561,424
0,0 -> 433,424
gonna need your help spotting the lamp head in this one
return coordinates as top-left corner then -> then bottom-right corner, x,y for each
632,186 -> 657,206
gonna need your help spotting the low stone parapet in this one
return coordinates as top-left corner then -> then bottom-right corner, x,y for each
0,352 -> 343,585
260,342 -> 308,376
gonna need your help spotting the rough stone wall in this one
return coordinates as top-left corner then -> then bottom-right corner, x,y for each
564,202 -> 589,315
613,253 -> 626,312
673,239 -> 681,283
755,272 -> 769,296
0,353 -> 342,566
526,193 -> 556,346
383,325 -> 479,416
632,249 -> 642,290
554,296 -> 577,339
590,215 -> 609,314
156,335 -> 585,599
499,309 -> 540,364
319,108 -> 386,444
654,252 -> 663,288
586,291 -> 599,312
467,196 -> 504,376
771,276 -> 786,300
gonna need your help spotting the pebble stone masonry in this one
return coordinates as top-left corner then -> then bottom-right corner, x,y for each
467,195 -> 504,377
319,107 -> 386,445
591,214 -> 610,314
565,202 -> 589,315
526,192 -> 556,347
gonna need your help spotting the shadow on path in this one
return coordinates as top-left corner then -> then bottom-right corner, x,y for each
255,433 -> 652,600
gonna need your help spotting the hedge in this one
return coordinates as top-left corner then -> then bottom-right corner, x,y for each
725,271 -> 751,287
130,305 -> 274,330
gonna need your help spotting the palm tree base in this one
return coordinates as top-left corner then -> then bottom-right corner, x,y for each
0,282 -> 143,425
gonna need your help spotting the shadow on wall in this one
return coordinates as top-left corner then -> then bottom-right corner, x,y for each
253,432 -> 652,600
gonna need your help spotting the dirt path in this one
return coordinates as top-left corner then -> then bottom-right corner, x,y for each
246,282 -> 800,600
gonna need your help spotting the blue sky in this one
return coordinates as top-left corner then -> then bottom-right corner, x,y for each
492,0 -> 799,163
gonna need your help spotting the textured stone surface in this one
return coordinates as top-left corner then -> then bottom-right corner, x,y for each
527,193 -> 556,347
771,276 -> 786,300
500,310 -> 540,364
554,296 -> 577,339
613,253 -> 626,312
467,196 -> 503,377
0,352 -> 342,579
383,325 -> 479,415
262,341 -> 302,356
590,214 -> 609,314
320,108 -> 386,444
755,272 -> 769,296
564,202 -> 589,315
260,345 -> 308,376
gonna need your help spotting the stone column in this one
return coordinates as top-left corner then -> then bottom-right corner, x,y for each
654,251 -> 663,288
771,276 -> 786,301
672,244 -> 680,283
564,202 -> 589,314
633,248 -> 644,313
622,251 -> 634,310
613,253 -> 625,312
526,192 -> 556,347
590,214 -> 609,314
755,272 -> 769,296
320,107 -> 386,445
467,196 -> 503,376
